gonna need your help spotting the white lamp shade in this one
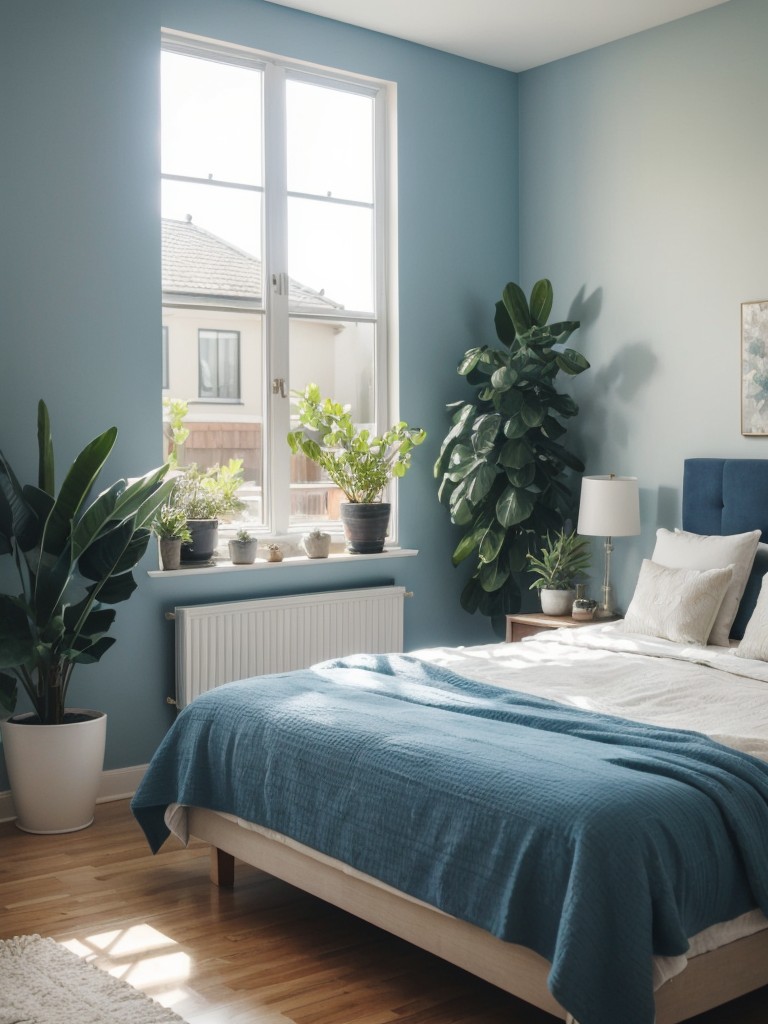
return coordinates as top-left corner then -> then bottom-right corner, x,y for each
577,475 -> 640,538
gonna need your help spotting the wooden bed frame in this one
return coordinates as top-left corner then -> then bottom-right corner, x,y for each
188,806 -> 768,1023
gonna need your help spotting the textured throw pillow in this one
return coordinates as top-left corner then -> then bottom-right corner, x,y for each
651,528 -> 761,646
623,560 -> 734,646
735,572 -> 768,661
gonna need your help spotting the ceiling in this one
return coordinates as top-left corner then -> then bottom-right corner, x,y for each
264,0 -> 730,72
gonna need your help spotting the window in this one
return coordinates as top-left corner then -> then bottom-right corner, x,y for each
198,329 -> 240,399
160,31 -> 394,537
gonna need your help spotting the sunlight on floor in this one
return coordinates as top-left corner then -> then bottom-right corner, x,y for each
62,924 -> 194,1012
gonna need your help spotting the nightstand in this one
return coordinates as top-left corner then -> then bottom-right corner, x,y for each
505,611 -> 616,643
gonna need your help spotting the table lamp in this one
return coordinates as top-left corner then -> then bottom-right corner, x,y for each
577,474 -> 640,617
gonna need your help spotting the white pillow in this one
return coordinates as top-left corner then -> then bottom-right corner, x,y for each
735,573 -> 768,661
623,560 -> 734,646
651,528 -> 760,646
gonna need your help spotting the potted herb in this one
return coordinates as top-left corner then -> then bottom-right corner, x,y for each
526,529 -> 591,616
170,459 -> 246,563
0,400 -> 172,833
287,385 -> 426,553
228,528 -> 258,565
152,504 -> 192,570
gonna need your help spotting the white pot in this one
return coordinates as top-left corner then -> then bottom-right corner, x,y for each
0,710 -> 107,834
539,588 -> 576,616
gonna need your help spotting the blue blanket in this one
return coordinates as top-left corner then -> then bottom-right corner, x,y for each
131,654 -> 768,1024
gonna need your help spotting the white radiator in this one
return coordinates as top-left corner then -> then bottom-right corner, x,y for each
173,586 -> 407,708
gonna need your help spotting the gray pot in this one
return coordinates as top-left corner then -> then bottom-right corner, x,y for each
159,537 -> 182,571
340,502 -> 391,554
539,588 -> 576,616
181,518 -> 218,562
228,538 -> 258,564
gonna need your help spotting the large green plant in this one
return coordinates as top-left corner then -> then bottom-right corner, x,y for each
287,384 -> 426,503
434,279 -> 589,618
0,401 -> 173,724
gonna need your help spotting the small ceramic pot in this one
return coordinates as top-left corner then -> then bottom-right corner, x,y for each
302,532 -> 331,558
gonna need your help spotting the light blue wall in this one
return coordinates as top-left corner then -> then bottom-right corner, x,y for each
519,0 -> 768,610
0,0 -> 518,784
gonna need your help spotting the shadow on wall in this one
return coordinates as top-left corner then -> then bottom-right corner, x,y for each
579,340 -> 659,460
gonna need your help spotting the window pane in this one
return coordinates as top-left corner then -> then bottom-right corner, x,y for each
288,197 -> 373,313
288,319 -> 375,525
287,79 -> 373,203
199,330 -> 240,399
162,180 -> 263,293
161,50 -> 263,186
163,311 -> 265,528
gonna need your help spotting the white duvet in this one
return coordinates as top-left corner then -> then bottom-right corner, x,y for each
412,621 -> 768,762
412,621 -> 768,987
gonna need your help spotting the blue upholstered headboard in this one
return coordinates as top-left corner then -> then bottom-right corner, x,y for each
683,458 -> 768,638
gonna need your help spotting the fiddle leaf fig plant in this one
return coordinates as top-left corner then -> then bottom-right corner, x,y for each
434,279 -> 590,619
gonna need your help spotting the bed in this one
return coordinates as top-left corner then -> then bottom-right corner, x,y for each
132,459 -> 768,1024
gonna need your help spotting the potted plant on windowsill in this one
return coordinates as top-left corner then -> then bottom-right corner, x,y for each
287,384 -> 426,554
170,459 -> 246,564
228,528 -> 258,565
0,400 -> 172,833
152,504 -> 192,571
526,528 -> 591,616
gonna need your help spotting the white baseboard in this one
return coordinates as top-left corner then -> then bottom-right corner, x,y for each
0,764 -> 148,824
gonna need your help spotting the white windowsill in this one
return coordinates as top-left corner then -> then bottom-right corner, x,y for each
147,548 -> 418,578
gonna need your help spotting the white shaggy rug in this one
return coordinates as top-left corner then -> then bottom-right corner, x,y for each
0,935 -> 186,1024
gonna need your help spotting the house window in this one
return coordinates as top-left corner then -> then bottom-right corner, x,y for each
198,329 -> 240,399
161,326 -> 169,390
160,31 -> 394,536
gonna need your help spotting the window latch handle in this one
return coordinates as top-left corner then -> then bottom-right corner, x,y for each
272,377 -> 287,398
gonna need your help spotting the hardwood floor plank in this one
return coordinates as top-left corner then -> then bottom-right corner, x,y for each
0,800 -> 765,1024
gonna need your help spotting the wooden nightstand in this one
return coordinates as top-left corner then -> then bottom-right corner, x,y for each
505,611 -> 617,643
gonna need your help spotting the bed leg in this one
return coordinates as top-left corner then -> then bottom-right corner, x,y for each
210,847 -> 235,887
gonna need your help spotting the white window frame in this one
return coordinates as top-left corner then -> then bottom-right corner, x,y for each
161,29 -> 398,541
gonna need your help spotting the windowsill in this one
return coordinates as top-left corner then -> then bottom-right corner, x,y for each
147,547 -> 418,577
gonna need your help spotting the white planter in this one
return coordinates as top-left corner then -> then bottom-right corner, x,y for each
302,532 -> 331,558
539,588 -> 576,616
0,710 -> 107,834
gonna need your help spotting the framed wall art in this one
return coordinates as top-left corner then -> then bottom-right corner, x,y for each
741,299 -> 768,436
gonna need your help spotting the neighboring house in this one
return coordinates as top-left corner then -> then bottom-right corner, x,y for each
162,217 -> 369,521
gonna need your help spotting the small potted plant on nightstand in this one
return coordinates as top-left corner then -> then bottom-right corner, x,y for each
229,528 -> 258,565
152,504 -> 192,571
526,529 -> 591,616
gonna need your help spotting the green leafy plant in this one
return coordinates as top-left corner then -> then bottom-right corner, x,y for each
434,278 -> 590,618
152,504 -> 192,542
526,529 -> 591,591
287,384 -> 427,503
235,528 -> 255,543
170,460 -> 246,520
0,400 -> 173,723
162,397 -> 190,469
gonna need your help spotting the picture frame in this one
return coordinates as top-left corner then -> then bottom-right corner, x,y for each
741,299 -> 768,436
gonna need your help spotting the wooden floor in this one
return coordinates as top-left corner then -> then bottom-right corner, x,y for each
0,801 -> 766,1024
